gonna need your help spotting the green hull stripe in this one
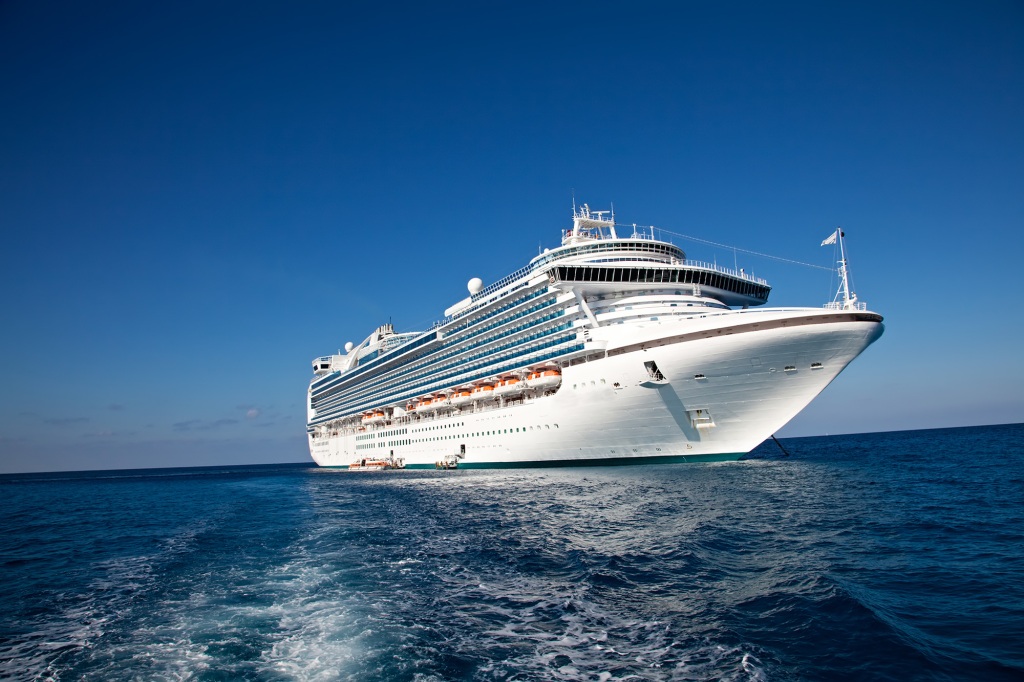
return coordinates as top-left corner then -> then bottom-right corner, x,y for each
401,453 -> 743,470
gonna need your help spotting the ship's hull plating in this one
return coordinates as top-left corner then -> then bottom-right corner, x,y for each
309,313 -> 883,468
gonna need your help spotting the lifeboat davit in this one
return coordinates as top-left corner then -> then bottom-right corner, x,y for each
527,368 -> 562,390
494,376 -> 524,397
449,388 -> 473,407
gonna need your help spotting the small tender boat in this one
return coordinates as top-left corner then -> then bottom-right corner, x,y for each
348,456 -> 405,471
435,453 -> 461,470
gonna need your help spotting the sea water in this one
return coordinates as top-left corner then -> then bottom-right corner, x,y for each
1,424 -> 1022,681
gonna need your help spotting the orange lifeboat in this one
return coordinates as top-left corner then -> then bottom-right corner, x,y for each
449,388 -> 473,407
360,412 -> 374,425
414,397 -> 433,412
494,375 -> 524,397
471,383 -> 496,400
369,410 -> 386,424
527,368 -> 562,390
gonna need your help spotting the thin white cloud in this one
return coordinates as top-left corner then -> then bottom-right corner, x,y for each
44,417 -> 90,426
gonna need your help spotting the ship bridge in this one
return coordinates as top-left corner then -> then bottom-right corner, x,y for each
548,261 -> 770,307
529,204 -> 770,307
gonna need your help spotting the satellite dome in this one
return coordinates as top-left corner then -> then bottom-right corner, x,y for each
468,277 -> 483,295
344,341 -> 354,353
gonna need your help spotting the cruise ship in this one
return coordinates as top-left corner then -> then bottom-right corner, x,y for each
307,206 -> 883,469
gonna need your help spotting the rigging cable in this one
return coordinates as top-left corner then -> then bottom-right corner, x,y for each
626,225 -> 834,271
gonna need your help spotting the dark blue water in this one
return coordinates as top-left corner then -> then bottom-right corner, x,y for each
2,424 -> 1022,681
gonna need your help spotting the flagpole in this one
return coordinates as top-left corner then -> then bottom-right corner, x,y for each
821,227 -> 861,310
839,227 -> 856,307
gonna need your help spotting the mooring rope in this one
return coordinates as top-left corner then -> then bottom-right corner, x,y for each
771,434 -> 792,458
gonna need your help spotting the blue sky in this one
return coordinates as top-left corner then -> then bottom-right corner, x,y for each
1,1 -> 1021,473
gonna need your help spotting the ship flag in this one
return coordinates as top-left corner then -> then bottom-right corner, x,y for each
820,231 -> 838,246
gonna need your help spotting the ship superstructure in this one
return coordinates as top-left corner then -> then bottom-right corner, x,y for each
307,206 -> 882,468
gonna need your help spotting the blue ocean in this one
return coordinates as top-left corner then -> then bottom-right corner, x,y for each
2,424 -> 1022,681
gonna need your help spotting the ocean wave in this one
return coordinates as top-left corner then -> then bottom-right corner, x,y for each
3,426 -> 1023,680
0,519 -> 212,681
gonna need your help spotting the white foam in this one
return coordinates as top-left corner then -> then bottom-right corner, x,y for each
6,470 -> 774,681
0,520 -> 211,681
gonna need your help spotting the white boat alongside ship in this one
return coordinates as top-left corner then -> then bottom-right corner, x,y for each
307,205 -> 883,469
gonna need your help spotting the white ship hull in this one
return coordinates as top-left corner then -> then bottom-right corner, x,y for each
309,308 -> 882,468
308,209 -> 881,469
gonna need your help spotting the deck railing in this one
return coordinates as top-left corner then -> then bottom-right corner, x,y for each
681,260 -> 768,285
823,301 -> 868,311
